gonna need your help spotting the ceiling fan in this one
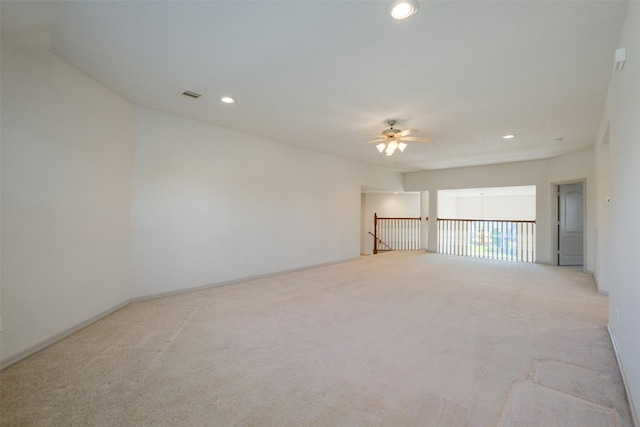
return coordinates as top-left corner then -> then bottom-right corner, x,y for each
367,120 -> 431,156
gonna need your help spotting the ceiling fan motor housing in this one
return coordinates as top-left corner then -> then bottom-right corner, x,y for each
382,119 -> 400,138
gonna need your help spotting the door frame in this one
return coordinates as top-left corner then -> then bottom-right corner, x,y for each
551,179 -> 586,268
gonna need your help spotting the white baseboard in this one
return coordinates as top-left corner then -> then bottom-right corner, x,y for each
2,258 -> 362,370
1,299 -> 130,370
608,325 -> 639,427
594,276 -> 610,295
132,257 -> 360,303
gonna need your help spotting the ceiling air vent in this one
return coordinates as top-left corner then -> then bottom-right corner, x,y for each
181,90 -> 202,99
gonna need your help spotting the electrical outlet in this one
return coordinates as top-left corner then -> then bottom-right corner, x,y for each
231,259 -> 236,267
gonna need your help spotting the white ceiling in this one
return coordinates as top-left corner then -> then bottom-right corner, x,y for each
1,1 -> 628,172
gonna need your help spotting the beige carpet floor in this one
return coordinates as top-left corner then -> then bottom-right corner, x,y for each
0,252 -> 632,426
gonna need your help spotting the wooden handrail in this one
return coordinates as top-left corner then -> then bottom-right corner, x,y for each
438,218 -> 535,223
375,217 -> 423,220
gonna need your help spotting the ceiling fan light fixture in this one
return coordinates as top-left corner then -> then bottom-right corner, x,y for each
389,0 -> 419,20
385,140 -> 398,155
368,119 -> 430,156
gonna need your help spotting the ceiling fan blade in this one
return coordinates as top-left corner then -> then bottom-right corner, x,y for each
399,136 -> 432,143
399,128 -> 418,137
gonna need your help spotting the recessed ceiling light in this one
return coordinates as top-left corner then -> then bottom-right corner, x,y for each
502,134 -> 516,139
221,97 -> 235,104
389,0 -> 419,20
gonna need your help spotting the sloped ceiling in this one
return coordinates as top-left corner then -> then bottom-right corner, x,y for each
1,1 -> 628,172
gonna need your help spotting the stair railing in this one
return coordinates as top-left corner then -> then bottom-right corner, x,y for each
437,218 -> 536,262
372,213 -> 422,254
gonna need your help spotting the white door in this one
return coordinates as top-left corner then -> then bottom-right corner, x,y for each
558,183 -> 584,266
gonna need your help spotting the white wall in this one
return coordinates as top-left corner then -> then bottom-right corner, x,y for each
131,107 -> 366,297
602,2 -> 640,422
360,168 -> 405,193
0,47 -> 401,364
438,193 -> 457,218
438,194 -> 535,220
0,48 -> 133,363
405,152 -> 594,269
364,193 -> 420,219
361,192 -> 420,254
